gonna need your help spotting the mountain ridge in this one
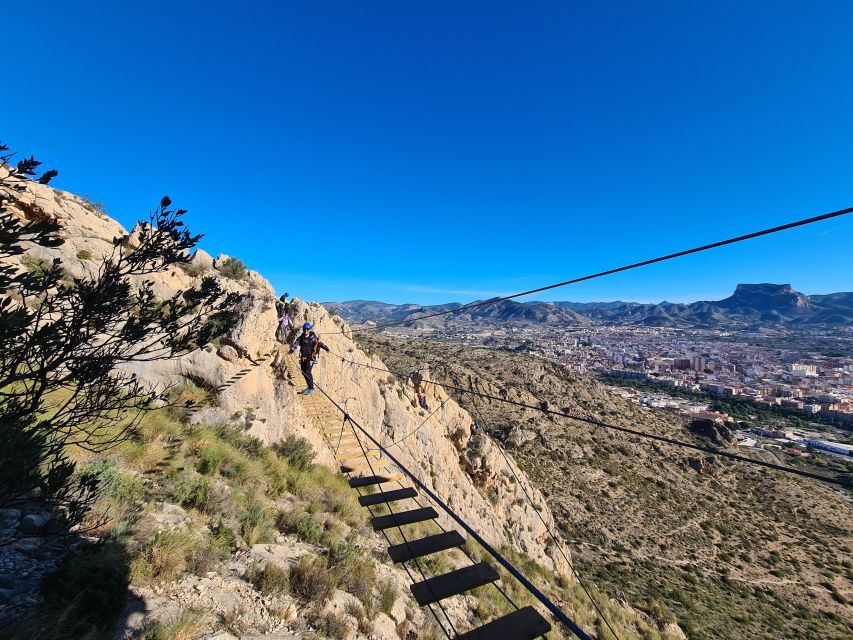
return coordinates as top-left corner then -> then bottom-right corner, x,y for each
325,283 -> 853,328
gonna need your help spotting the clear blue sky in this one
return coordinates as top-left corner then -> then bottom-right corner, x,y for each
5,1 -> 852,304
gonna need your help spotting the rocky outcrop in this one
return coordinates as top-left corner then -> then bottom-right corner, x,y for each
3,179 -> 574,582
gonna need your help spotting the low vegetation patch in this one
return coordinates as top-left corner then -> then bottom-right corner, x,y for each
218,256 -> 248,281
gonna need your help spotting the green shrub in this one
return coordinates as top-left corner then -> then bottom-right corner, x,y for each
290,555 -> 335,603
315,611 -> 349,639
136,610 -> 208,640
211,518 -> 237,551
247,561 -> 290,595
197,440 -> 228,475
168,470 -> 211,511
330,540 -> 375,605
275,435 -> 315,470
378,579 -> 397,615
166,381 -> 213,420
219,256 -> 248,281
76,249 -> 93,261
240,495 -> 275,545
131,527 -> 230,586
20,254 -> 56,277
276,506 -> 324,544
180,260 -> 210,278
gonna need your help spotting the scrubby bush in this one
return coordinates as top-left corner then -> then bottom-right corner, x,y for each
218,256 -> 248,281
276,505 -> 329,544
240,494 -> 275,545
76,249 -> 92,260
274,435 -> 315,470
210,518 -> 237,551
290,555 -> 335,603
136,610 -> 208,640
247,561 -> 290,595
168,470 -> 212,511
329,537 -> 375,605
378,579 -> 397,614
131,527 -> 231,586
166,381 -> 213,420
315,611 -> 350,639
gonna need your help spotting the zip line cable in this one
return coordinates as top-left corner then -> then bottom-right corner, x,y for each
328,205 -> 852,334
327,348 -> 850,488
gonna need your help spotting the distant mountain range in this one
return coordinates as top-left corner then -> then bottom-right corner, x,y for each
324,284 -> 853,329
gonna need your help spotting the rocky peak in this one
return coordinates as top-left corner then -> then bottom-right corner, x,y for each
725,283 -> 811,310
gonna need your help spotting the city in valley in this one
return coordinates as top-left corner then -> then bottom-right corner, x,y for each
388,323 -> 853,470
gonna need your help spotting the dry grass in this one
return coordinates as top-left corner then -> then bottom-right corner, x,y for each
136,610 -> 210,640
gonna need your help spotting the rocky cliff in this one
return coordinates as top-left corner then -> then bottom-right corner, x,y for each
2,177 -> 571,578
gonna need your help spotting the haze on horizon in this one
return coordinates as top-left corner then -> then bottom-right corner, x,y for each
5,2 -> 853,305
326,281 -> 852,308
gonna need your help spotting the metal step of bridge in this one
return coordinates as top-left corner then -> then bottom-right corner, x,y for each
371,506 -> 438,531
387,530 -> 466,563
409,561 -> 500,606
358,487 -> 417,506
341,460 -> 393,474
454,606 -> 552,639
348,473 -> 402,488
336,450 -> 381,462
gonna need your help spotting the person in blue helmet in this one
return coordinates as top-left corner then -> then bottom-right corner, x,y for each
290,322 -> 329,394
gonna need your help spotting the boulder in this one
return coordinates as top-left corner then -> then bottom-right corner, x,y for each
19,512 -> 50,535
371,613 -> 399,639
217,344 -> 239,363
188,249 -> 215,273
124,222 -> 150,249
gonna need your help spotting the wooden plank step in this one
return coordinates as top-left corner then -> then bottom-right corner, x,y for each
348,474 -> 402,488
331,440 -> 361,448
358,487 -> 417,507
410,562 -> 499,606
387,530 -> 466,563
454,606 -> 551,640
336,450 -> 381,462
328,441 -> 361,450
326,435 -> 358,443
331,444 -> 367,454
341,461 -> 392,474
371,507 -> 438,531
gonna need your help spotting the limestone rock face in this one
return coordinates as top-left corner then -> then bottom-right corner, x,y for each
189,249 -> 215,273
3,177 -> 574,579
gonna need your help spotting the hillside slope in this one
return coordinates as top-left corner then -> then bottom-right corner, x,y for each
0,175 -> 686,639
358,333 -> 853,640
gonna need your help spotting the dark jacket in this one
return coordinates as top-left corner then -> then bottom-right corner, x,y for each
292,330 -> 328,359
275,298 -> 291,319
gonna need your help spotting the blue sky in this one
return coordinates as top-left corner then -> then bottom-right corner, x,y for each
4,1 -> 852,304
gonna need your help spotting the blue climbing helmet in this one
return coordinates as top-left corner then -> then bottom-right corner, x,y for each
303,322 -> 312,330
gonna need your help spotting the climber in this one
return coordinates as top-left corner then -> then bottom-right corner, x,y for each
410,366 -> 429,410
290,322 -> 329,394
275,293 -> 294,343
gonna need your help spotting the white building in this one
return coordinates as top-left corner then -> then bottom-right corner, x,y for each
805,439 -> 853,456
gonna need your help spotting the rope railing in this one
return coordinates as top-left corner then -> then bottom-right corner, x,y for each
313,380 -> 593,640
